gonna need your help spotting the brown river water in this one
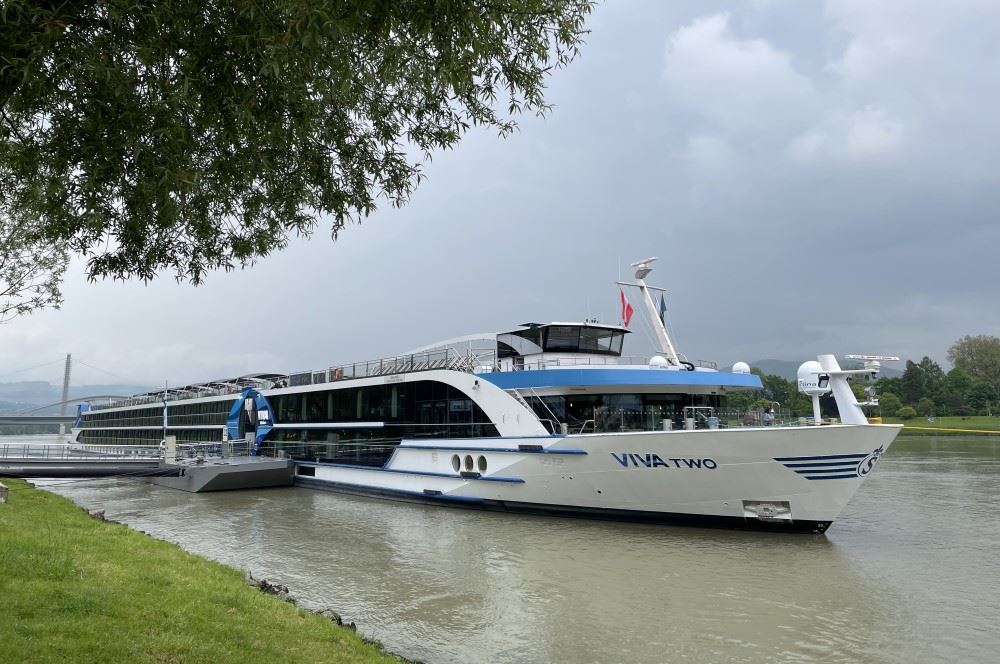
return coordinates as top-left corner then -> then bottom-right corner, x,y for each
32,435 -> 1000,663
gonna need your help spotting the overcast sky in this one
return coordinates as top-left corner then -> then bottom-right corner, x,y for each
3,0 -> 999,388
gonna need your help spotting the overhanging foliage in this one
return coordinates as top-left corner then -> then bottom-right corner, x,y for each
1,0 -> 593,283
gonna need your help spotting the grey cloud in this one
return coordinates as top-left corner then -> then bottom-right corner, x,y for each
2,0 -> 998,388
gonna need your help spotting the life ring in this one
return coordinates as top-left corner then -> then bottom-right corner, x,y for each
681,361 -> 696,372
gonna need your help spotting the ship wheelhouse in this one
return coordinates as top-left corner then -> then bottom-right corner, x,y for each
484,321 -> 762,434
497,322 -> 628,371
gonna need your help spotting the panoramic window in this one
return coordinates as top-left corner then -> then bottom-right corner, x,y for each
544,326 -> 581,351
579,328 -> 624,355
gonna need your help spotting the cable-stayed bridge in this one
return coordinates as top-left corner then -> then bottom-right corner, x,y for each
1,353 -> 134,431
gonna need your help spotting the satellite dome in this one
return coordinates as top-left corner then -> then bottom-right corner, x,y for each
732,361 -> 751,374
797,361 -> 830,396
649,355 -> 670,369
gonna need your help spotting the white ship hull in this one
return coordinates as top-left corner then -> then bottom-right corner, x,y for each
71,258 -> 904,533
295,423 -> 901,533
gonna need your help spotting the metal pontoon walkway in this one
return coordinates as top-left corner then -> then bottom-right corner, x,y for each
0,441 -> 292,491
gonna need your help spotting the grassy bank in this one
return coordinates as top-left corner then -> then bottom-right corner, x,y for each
882,415 -> 1000,435
0,479 -> 402,664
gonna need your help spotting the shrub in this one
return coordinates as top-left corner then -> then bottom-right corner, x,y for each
879,393 -> 902,417
897,406 -> 917,420
917,397 -> 936,417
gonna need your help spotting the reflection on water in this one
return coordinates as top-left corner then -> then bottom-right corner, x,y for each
32,435 -> 1000,664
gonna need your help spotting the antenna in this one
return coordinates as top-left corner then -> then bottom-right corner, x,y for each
630,257 -> 657,280
844,354 -> 900,409
617,258 -> 681,366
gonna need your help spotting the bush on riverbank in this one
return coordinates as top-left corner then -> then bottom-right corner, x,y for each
0,479 -> 402,663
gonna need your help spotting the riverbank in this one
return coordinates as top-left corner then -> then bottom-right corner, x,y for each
884,415 -> 1000,436
0,479 -> 403,664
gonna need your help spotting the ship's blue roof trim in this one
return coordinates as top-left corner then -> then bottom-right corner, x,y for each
479,368 -> 762,390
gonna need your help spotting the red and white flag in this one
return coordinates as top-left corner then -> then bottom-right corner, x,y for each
619,289 -> 634,327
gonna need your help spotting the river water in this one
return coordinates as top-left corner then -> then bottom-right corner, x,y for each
28,435 -> 1000,663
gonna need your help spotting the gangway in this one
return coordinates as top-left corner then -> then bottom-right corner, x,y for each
0,441 -> 168,478
0,439 -> 292,491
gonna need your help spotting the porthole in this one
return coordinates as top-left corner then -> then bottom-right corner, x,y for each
464,455 -> 474,472
477,455 -> 488,473
451,455 -> 461,472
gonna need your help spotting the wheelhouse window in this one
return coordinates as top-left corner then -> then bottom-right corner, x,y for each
498,327 -> 544,358
544,326 -> 581,351
580,327 -> 624,354
542,326 -> 623,355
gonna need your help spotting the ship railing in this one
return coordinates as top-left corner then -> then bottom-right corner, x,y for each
0,442 -> 163,461
512,406 -> 802,434
84,351 -> 724,413
515,356 -> 718,371
283,349 -> 727,388
285,348 -> 483,387
87,378 -> 282,413
70,444 -> 163,458
173,440 -> 253,459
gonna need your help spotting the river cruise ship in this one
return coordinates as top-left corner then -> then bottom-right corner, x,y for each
72,259 -> 901,532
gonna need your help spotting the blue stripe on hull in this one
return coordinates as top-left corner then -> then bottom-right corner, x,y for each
480,368 -> 763,391
396,444 -> 587,455
295,476 -> 486,505
774,452 -> 867,481
793,467 -> 859,474
774,453 -> 867,462
296,461 -> 525,483
803,474 -> 859,480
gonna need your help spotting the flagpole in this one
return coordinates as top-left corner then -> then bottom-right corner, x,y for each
162,380 -> 168,442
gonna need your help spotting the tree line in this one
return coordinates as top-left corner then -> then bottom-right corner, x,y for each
727,335 -> 1000,419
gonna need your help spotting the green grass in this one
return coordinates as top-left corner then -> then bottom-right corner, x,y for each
882,415 -> 1000,434
0,479 -> 403,664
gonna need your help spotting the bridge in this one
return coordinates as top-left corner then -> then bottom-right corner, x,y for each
1,353 -> 132,431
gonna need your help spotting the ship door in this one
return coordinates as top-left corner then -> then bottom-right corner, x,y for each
226,388 -> 275,455
241,398 -> 259,439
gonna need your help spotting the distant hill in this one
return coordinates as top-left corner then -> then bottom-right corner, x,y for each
750,359 -> 902,381
0,381 -> 155,414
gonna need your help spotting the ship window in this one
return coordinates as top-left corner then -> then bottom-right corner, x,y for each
545,326 -> 581,351
609,333 -> 624,354
539,326 -> 624,355
580,328 -> 624,354
497,341 -> 519,359
509,327 -> 543,347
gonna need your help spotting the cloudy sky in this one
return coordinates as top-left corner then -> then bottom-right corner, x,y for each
3,0 -> 999,388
